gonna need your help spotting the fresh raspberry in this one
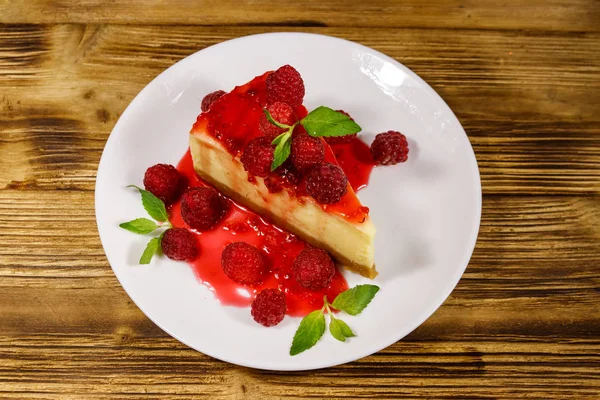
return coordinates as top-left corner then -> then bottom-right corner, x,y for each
266,65 -> 305,107
292,248 -> 335,291
325,110 -> 358,145
306,163 -> 348,204
221,242 -> 268,285
181,187 -> 226,231
290,134 -> 325,171
241,137 -> 274,178
201,90 -> 225,112
251,289 -> 286,327
143,164 -> 185,204
263,174 -> 283,194
370,131 -> 409,165
259,102 -> 296,139
161,228 -> 198,261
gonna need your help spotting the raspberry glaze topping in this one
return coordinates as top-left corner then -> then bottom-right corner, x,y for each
170,150 -> 348,317
191,73 -> 373,224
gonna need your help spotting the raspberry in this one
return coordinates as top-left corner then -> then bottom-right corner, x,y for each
221,242 -> 268,285
325,110 -> 358,145
161,228 -> 198,261
251,289 -> 286,327
306,163 -> 348,204
201,90 -> 225,112
292,248 -> 335,291
290,134 -> 325,171
263,174 -> 283,194
143,164 -> 185,204
370,130 -> 409,165
241,137 -> 274,178
181,187 -> 226,230
266,65 -> 305,107
259,102 -> 296,139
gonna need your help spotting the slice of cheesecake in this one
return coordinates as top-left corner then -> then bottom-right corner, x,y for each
189,71 -> 377,278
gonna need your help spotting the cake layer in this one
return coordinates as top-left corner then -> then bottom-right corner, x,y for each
190,132 -> 377,279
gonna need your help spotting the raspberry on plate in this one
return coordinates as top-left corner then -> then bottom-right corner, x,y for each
290,134 -> 325,171
306,162 -> 348,204
251,289 -> 286,327
181,187 -> 226,230
324,110 -> 358,145
292,248 -> 335,291
221,242 -> 268,285
370,130 -> 409,165
266,65 -> 305,107
161,228 -> 198,261
143,163 -> 185,204
259,101 -> 296,139
241,137 -> 274,178
201,90 -> 225,112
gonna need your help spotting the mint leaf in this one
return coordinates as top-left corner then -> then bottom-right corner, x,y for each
300,106 -> 362,138
290,310 -> 326,356
263,108 -> 290,129
271,131 -> 292,171
271,131 -> 288,146
139,236 -> 161,264
329,315 -> 355,342
128,185 -> 169,222
331,284 -> 380,316
120,218 -> 159,234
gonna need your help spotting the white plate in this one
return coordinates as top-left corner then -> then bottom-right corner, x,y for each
95,32 -> 481,371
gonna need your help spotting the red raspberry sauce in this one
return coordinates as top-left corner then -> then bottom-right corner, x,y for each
191,72 -> 374,224
170,150 -> 348,317
330,137 -> 375,192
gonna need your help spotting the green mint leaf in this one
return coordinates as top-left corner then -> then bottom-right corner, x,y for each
263,108 -> 290,129
300,106 -> 362,138
128,185 -> 169,222
290,310 -> 326,356
139,236 -> 161,264
329,315 -> 355,342
271,131 -> 292,171
271,131 -> 288,146
120,218 -> 160,234
331,284 -> 380,316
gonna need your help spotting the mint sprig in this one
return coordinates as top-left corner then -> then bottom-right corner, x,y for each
140,236 -> 161,264
289,284 -> 379,356
127,185 -> 169,222
290,310 -> 326,356
301,106 -> 362,138
329,314 -> 355,342
120,186 -> 172,264
119,218 -> 159,234
265,106 -> 361,171
331,284 -> 380,315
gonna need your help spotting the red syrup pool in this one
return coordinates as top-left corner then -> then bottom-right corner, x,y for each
170,150 -> 348,317
172,129 -> 375,317
330,137 -> 375,192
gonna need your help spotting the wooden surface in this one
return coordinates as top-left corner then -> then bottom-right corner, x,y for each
1,1 -> 599,398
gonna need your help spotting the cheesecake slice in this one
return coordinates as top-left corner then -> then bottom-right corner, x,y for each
189,71 -> 377,278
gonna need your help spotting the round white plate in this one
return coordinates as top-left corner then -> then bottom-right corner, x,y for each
95,32 -> 481,371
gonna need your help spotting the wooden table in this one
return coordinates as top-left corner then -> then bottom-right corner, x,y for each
1,1 -> 599,398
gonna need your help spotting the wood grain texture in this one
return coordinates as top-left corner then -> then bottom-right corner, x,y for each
1,0 -> 600,32
0,190 -> 598,398
1,1 -> 600,398
1,25 -> 599,194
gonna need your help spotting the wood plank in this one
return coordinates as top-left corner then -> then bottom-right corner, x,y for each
1,190 -> 598,284
1,0 -> 599,32
1,190 -> 598,332
1,25 -> 599,194
0,321 -> 598,398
